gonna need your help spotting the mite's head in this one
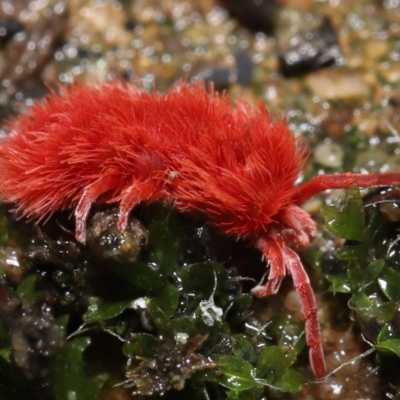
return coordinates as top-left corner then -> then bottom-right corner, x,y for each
204,192 -> 317,250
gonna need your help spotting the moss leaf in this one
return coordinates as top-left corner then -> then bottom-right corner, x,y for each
123,333 -> 158,358
325,272 -> 351,293
146,221 -> 177,277
226,387 -> 264,400
50,337 -> 104,400
210,355 -> 262,391
256,346 -> 291,382
376,339 -> 400,358
16,275 -> 37,302
273,369 -> 303,393
378,268 -> 400,302
113,260 -> 165,293
147,283 -> 180,327
321,188 -> 366,241
82,299 -> 134,323
364,259 -> 385,282
178,262 -> 227,299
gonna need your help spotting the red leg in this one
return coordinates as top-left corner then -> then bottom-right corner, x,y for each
75,175 -> 114,243
283,244 -> 326,379
117,183 -> 139,232
252,237 -> 326,379
252,238 -> 286,297
296,173 -> 400,205
280,205 -> 317,248
117,179 -> 164,231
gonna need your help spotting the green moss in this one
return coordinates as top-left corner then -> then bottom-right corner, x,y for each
0,204 -> 309,399
321,188 -> 400,396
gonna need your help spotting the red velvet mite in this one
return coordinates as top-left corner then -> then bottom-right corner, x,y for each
1,81 -> 400,379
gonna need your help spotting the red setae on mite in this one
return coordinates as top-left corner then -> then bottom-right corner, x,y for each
1,81 -> 400,379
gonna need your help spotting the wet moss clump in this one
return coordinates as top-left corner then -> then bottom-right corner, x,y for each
122,335 -> 216,396
319,188 -> 400,398
3,195 -> 400,399
0,203 -> 305,400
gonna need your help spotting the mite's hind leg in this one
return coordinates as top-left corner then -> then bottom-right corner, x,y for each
75,175 -> 114,243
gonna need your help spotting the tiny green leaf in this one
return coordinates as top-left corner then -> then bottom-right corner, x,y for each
226,387 -> 264,400
147,282 -> 180,327
50,337 -> 105,400
364,259 -> 385,282
123,333 -> 158,358
82,299 -> 134,323
112,260 -> 164,292
232,334 -> 257,363
16,275 -> 37,302
352,292 -> 372,309
178,262 -> 227,299
146,221 -> 177,277
210,355 -> 261,391
377,323 -> 394,342
325,273 -> 351,293
321,188 -> 365,241
337,244 -> 367,261
256,346 -> 291,382
273,369 -> 303,393
376,339 -> 400,358
378,269 -> 400,302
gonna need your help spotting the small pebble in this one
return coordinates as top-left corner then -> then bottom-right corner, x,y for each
306,70 -> 370,100
313,142 -> 344,168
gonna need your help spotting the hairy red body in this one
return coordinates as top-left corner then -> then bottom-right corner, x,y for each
0,82 -> 304,241
2,81 -> 400,379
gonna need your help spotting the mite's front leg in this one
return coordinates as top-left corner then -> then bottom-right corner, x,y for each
252,238 -> 286,297
282,243 -> 326,379
252,237 -> 327,379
